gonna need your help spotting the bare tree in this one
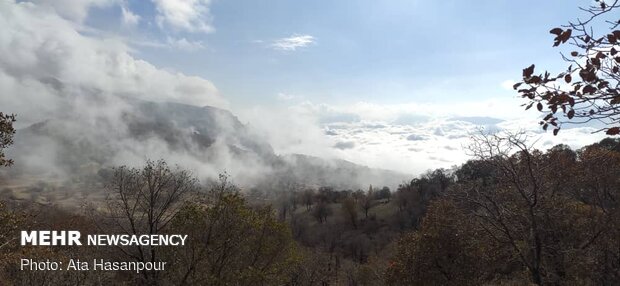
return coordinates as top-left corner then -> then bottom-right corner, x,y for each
0,112 -> 16,167
463,131 -> 548,284
312,201 -> 332,224
341,197 -> 358,229
359,185 -> 374,219
275,191 -> 293,221
460,130 -> 613,285
168,174 -> 298,285
98,160 -> 198,285
0,112 -> 16,251
302,189 -> 314,211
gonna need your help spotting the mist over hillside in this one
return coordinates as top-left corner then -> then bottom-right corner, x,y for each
2,97 -> 408,201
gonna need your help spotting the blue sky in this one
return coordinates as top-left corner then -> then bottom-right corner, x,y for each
84,0 -> 584,107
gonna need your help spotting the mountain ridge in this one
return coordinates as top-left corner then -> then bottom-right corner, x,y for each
1,99 -> 408,204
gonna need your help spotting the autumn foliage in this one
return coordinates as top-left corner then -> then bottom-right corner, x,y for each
515,0 -> 620,135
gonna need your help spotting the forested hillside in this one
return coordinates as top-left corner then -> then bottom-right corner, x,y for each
1,134 -> 620,285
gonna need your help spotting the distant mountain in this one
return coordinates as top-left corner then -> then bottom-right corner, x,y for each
2,99 -> 408,199
5,100 -> 276,178
277,154 -> 408,190
125,100 -> 275,158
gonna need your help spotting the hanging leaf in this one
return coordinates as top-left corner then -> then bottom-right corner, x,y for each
606,127 -> 620,135
549,28 -> 563,35
583,85 -> 597,94
523,65 -> 535,78
560,30 -> 572,43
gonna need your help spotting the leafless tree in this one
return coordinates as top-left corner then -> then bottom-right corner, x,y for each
459,130 -> 613,284
98,160 -> 198,285
0,112 -> 16,167
359,186 -> 374,219
341,197 -> 358,229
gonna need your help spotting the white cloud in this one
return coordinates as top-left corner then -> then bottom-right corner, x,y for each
152,0 -> 214,33
121,4 -> 140,26
236,105 -> 335,159
334,141 -> 355,150
271,34 -> 315,51
406,134 -> 426,141
0,0 -> 225,127
241,98 -> 606,175
128,37 -> 205,52
166,37 -> 205,51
